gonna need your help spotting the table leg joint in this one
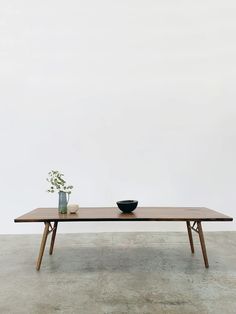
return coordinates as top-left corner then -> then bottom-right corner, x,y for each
46,222 -> 57,235
190,221 -> 199,234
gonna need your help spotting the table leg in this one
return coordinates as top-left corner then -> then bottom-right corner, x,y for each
197,221 -> 209,268
36,222 -> 50,271
186,221 -> 194,254
49,222 -> 58,255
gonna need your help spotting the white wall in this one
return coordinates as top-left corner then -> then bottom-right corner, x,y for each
0,0 -> 236,234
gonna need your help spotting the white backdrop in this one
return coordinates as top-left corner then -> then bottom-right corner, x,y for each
0,0 -> 235,234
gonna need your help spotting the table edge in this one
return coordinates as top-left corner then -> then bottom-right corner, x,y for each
14,217 -> 233,223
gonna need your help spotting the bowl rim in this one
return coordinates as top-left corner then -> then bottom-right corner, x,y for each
116,200 -> 138,204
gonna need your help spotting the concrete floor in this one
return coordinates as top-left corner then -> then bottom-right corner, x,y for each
0,232 -> 236,314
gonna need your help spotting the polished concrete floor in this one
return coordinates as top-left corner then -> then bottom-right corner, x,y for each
0,232 -> 236,314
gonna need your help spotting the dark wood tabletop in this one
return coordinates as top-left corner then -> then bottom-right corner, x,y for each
14,207 -> 233,222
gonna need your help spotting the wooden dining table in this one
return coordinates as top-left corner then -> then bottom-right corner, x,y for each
14,207 -> 233,270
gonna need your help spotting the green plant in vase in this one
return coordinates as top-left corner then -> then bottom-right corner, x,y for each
47,170 -> 73,214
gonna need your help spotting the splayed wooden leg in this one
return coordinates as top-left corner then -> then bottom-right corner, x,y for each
186,221 -> 195,254
49,222 -> 58,255
197,221 -> 209,268
36,222 -> 50,271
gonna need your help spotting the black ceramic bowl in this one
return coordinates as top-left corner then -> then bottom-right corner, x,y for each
116,200 -> 138,213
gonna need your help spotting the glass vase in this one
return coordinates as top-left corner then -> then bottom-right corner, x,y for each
58,191 -> 68,214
